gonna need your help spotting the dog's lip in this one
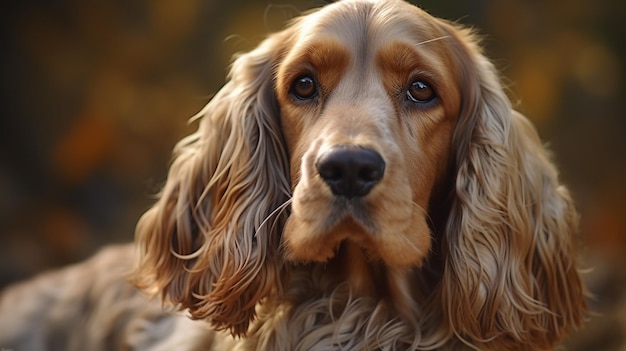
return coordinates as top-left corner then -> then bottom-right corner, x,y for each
324,198 -> 378,236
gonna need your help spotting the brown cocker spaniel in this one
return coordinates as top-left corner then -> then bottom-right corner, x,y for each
0,0 -> 587,350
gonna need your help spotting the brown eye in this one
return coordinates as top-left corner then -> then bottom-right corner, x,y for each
407,80 -> 436,104
291,75 -> 318,100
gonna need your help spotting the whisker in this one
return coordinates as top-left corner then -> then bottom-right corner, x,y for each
398,227 -> 423,255
410,201 -> 427,216
255,198 -> 293,237
415,35 -> 451,47
411,201 -> 434,228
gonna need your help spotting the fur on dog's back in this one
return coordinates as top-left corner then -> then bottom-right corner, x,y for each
0,245 -> 220,351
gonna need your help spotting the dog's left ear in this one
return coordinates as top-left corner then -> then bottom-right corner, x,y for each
435,21 -> 587,349
131,30 -> 292,336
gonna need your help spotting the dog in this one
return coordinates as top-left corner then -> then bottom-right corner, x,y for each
0,0 -> 587,350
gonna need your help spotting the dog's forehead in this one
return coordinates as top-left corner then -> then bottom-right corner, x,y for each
284,0 -> 454,88
298,0 -> 441,45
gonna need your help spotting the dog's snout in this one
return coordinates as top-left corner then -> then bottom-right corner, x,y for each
316,146 -> 385,198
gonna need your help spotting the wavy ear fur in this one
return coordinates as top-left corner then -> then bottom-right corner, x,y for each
438,23 -> 586,350
131,32 -> 291,336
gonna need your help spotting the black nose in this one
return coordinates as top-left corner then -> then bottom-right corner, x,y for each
316,146 -> 385,198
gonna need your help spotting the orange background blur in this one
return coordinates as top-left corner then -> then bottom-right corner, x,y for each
0,0 -> 624,349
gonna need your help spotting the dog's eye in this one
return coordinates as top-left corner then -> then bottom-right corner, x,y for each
406,80 -> 436,104
291,75 -> 318,101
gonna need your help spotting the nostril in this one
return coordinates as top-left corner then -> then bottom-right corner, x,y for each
359,162 -> 384,182
315,146 -> 385,198
317,159 -> 343,182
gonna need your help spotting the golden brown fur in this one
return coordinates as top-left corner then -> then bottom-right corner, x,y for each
0,0 -> 586,350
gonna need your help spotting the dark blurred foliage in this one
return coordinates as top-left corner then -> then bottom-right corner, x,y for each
0,0 -> 624,349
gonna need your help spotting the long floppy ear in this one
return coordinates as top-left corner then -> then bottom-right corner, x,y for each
131,31 -> 292,336
438,24 -> 587,349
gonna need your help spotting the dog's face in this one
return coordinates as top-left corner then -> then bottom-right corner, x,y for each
277,1 -> 460,267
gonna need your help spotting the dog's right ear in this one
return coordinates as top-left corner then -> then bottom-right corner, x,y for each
131,28 -> 294,336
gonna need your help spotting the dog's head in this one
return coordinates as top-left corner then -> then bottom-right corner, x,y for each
132,1 -> 586,348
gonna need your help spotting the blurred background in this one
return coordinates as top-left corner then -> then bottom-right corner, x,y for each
0,0 -> 624,349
